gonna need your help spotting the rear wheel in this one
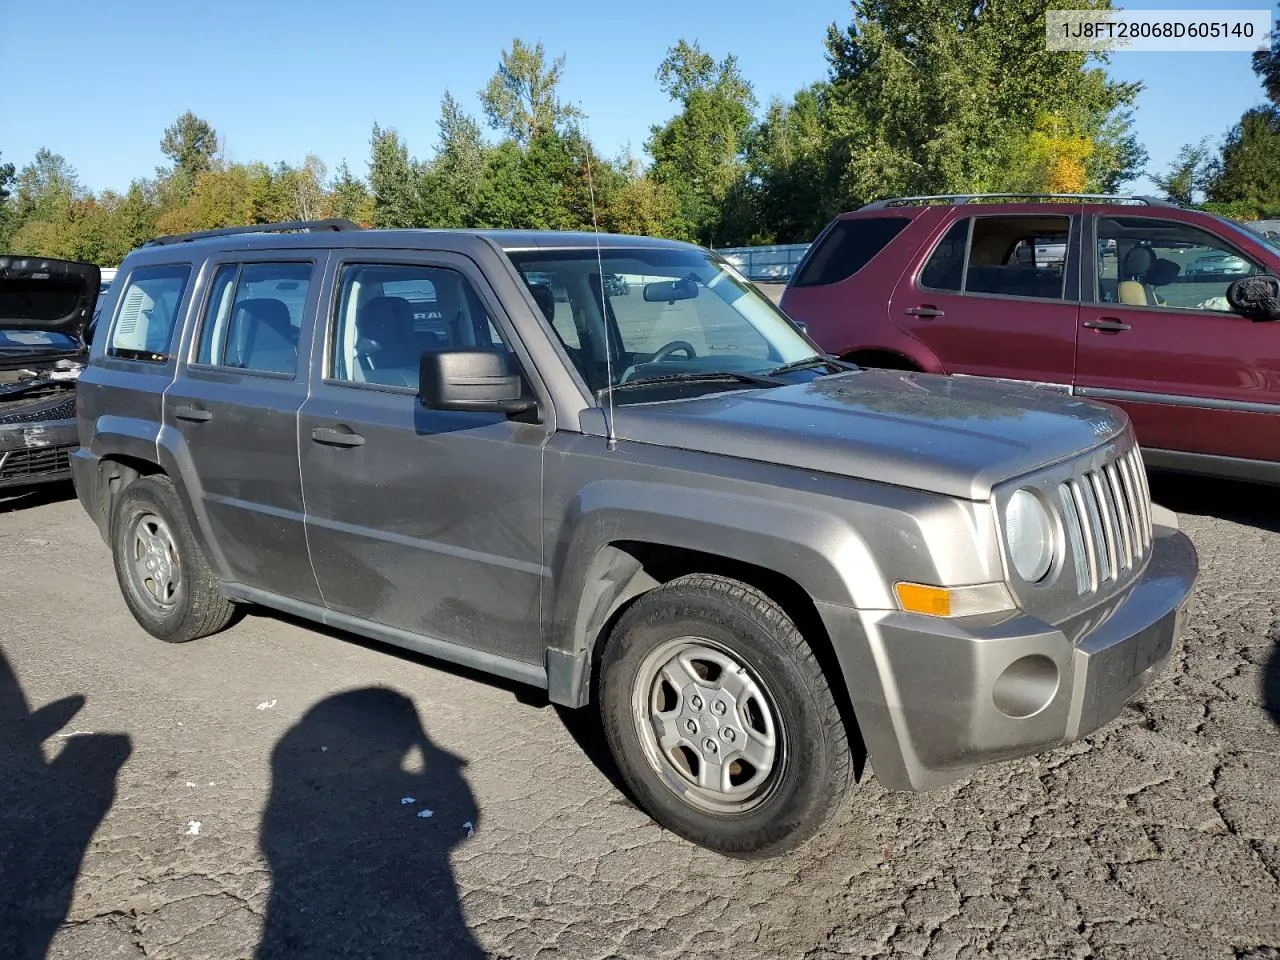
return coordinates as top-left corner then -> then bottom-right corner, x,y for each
110,475 -> 236,643
598,574 -> 856,858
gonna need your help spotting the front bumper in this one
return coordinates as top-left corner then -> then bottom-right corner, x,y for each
819,521 -> 1198,791
0,414 -> 78,490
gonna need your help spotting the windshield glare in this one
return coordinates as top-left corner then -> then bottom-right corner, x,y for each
507,247 -> 818,398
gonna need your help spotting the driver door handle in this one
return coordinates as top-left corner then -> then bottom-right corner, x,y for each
1082,318 -> 1132,332
904,305 -> 945,318
311,426 -> 365,448
174,404 -> 213,423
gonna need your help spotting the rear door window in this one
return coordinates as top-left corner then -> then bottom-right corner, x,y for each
106,264 -> 192,361
194,262 -> 313,375
790,217 -> 911,287
919,215 -> 1072,301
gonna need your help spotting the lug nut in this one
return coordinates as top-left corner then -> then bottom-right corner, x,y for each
703,738 -> 718,753
712,700 -> 727,716
690,695 -> 703,710
685,719 -> 698,734
721,728 -> 736,742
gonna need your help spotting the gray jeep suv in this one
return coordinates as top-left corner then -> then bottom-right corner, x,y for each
72,219 -> 1198,858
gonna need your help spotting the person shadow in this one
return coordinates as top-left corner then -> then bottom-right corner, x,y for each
0,648 -> 131,960
256,687 -> 485,960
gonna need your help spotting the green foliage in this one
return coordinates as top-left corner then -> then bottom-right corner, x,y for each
1204,107 -> 1280,217
647,40 -> 757,245
1254,3 -> 1280,106
1152,138 -> 1213,205
10,24 -> 1269,265
479,39 -> 582,146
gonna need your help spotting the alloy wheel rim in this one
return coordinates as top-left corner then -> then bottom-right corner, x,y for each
631,636 -> 785,816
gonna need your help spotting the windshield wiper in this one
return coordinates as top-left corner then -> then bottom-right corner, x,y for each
764,355 -> 857,377
602,370 -> 786,396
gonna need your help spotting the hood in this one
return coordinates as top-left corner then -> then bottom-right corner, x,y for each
606,369 -> 1127,500
0,255 -> 101,338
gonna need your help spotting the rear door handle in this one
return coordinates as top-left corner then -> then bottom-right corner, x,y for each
904,305 -> 945,318
1082,318 -> 1132,332
174,404 -> 213,423
311,426 -> 366,448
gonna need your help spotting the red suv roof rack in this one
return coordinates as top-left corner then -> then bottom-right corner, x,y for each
858,194 -> 1181,211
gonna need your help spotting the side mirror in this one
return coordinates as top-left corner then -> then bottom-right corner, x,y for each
1227,275 -> 1280,322
418,348 -> 535,414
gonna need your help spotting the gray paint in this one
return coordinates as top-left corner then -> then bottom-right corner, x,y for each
71,226 -> 1199,794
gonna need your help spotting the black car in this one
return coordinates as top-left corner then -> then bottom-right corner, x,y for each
0,255 -> 99,490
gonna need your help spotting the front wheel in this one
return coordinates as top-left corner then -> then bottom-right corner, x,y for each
598,574 -> 857,858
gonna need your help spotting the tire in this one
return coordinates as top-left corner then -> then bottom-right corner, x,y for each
109,474 -> 236,643
598,574 -> 856,858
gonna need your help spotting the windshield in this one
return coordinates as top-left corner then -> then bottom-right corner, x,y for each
1213,215 -> 1280,258
506,246 -> 820,400
0,329 -> 80,352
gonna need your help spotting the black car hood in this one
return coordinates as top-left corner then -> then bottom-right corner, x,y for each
0,255 -> 101,338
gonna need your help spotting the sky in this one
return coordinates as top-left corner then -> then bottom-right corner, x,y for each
0,0 -> 1271,201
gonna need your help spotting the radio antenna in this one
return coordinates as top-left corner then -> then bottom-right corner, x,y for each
579,110 -> 617,451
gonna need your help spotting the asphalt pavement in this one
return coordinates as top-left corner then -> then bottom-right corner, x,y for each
0,473 -> 1277,960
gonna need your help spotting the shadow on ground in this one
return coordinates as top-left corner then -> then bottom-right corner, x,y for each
1148,470 -> 1279,534
0,480 -> 76,516
0,649 -> 131,960
257,686 -> 485,959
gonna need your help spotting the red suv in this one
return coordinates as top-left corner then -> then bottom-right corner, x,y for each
780,194 -> 1280,485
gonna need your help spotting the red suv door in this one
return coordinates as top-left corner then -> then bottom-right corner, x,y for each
886,206 -> 1083,388
1074,211 -> 1280,468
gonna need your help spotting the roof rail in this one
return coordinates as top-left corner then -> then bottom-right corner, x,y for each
143,218 -> 363,247
858,193 -> 1181,211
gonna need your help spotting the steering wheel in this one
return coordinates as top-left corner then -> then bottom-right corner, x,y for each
650,340 -> 697,363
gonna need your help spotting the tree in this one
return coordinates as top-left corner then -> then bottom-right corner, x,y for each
818,0 -> 1143,207
325,162 -> 373,225
1254,2 -> 1280,106
367,123 -> 424,228
0,152 -> 15,246
479,39 -> 581,147
420,92 -> 488,227
646,40 -> 758,245
1151,138 -> 1213,205
160,111 -> 220,185
12,149 -> 83,228
1204,107 -> 1280,216
744,85 -> 842,243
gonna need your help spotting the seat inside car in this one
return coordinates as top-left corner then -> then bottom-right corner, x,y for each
231,298 -> 297,373
1117,246 -> 1156,305
355,295 -> 420,386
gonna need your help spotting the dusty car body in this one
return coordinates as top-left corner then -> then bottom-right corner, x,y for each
73,220 -> 1197,858
0,255 -> 99,490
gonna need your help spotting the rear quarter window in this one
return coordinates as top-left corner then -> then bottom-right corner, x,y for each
790,217 -> 911,287
107,264 -> 193,362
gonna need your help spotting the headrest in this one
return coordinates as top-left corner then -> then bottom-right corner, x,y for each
1122,245 -> 1156,278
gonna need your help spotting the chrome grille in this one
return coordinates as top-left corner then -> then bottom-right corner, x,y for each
1057,446 -> 1153,595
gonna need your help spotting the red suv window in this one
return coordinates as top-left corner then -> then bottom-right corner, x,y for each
790,217 -> 911,287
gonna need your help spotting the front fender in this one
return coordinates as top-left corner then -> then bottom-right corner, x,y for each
543,478 -> 890,707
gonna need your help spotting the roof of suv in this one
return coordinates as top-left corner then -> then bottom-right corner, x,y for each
854,193 -> 1183,214
130,220 -> 704,258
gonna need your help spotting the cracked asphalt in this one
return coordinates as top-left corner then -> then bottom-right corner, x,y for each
0,473 -> 1276,960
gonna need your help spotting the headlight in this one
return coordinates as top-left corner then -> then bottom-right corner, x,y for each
1006,489 -> 1055,583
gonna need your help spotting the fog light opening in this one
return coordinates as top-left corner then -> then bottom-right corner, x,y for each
992,654 -> 1060,719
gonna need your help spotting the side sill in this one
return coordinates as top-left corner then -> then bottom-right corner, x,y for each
220,582 -> 548,691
